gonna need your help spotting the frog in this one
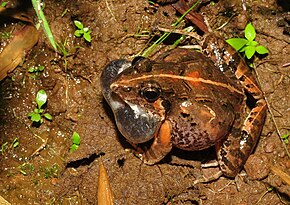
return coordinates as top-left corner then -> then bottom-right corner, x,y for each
100,33 -> 267,178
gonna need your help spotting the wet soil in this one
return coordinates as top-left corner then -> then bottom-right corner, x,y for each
0,0 -> 290,204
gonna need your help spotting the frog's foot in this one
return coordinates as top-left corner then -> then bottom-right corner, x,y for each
140,120 -> 173,165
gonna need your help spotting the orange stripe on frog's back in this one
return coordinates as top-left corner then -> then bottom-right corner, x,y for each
186,71 -> 201,86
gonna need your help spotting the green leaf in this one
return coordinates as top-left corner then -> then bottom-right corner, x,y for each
69,144 -> 79,153
28,67 -> 36,72
72,132 -> 81,145
31,113 -> 41,122
255,45 -> 269,54
28,111 -> 35,117
74,20 -> 83,29
239,46 -> 246,52
12,138 -> 19,148
247,41 -> 258,46
38,65 -> 45,71
281,133 -> 289,144
1,2 -> 8,7
245,23 -> 256,41
83,27 -> 89,33
83,32 -> 91,42
74,30 -> 83,37
226,38 -> 248,51
36,89 -> 47,108
44,113 -> 53,120
245,46 -> 256,59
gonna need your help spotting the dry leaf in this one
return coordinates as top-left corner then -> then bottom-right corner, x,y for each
98,160 -> 114,205
0,24 -> 39,81
0,195 -> 11,205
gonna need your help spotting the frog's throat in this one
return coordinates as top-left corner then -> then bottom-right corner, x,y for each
113,74 -> 243,95
113,100 -> 163,144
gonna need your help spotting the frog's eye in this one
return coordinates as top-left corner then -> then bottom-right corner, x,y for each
141,86 -> 161,102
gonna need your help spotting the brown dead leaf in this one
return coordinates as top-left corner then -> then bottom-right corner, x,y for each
98,160 -> 114,205
0,7 -> 39,81
0,24 -> 39,81
0,195 -> 11,205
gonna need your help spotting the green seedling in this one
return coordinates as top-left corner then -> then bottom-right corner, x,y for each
0,1 -> 8,7
281,133 -> 290,144
69,131 -> 80,153
0,31 -> 11,40
43,164 -> 59,179
12,138 -> 19,148
0,138 -> 19,154
74,20 -> 92,42
56,38 -> 82,71
28,89 -> 52,125
0,142 -> 8,154
28,65 -> 44,79
226,23 -> 269,60
18,163 -> 35,175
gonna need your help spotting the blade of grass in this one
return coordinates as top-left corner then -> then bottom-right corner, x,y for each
31,0 -> 57,51
141,0 -> 201,57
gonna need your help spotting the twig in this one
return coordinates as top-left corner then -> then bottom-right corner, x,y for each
30,138 -> 48,157
157,26 -> 201,41
253,65 -> 290,159
105,0 -> 117,22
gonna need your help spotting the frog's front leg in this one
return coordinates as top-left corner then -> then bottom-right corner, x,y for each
140,120 -> 173,165
204,34 -> 267,177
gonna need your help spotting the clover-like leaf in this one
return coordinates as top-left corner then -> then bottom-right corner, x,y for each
31,113 -> 41,122
83,27 -> 89,33
245,45 -> 256,59
74,20 -> 83,29
38,65 -> 45,71
36,89 -> 47,108
255,45 -> 269,55
247,41 -> 258,46
245,23 -> 256,42
83,31 -> 91,42
74,30 -> 83,37
44,113 -> 53,120
72,132 -> 81,145
28,67 -> 36,72
28,111 -> 35,117
69,144 -> 79,153
226,38 -> 248,51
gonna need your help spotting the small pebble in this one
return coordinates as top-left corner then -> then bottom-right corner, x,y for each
285,160 -> 290,168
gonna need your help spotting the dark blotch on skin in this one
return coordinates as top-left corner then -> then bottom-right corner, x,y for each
162,99 -> 171,113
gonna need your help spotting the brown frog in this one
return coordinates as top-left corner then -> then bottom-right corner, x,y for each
100,34 -> 267,177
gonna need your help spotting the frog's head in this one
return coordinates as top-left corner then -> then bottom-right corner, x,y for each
101,57 -> 167,144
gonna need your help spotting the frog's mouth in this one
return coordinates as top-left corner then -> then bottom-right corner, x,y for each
112,97 -> 163,144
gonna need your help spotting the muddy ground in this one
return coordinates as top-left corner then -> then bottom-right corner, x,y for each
0,0 -> 290,204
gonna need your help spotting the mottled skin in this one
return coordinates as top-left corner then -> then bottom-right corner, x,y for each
100,34 -> 267,177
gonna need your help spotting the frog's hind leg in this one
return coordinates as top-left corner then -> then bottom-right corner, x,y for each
205,35 -> 268,177
216,97 -> 266,177
140,120 -> 173,165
